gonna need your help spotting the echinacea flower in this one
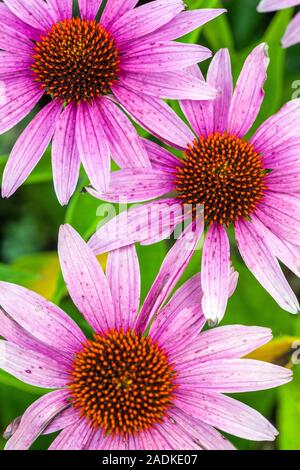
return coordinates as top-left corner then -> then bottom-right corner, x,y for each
0,224 -> 292,450
88,43 -> 300,324
0,0 -> 223,205
257,0 -> 300,47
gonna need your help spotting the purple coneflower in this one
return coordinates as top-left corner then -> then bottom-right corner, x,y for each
0,0 -> 222,205
89,44 -> 300,323
257,0 -> 300,47
0,224 -> 291,450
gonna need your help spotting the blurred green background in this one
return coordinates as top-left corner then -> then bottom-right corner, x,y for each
0,0 -> 300,450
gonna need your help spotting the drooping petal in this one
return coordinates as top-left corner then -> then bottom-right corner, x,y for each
263,137 -> 300,168
47,0 -> 73,21
0,77 -> 44,135
137,222 -> 204,332
121,70 -> 217,100
2,100 -> 62,198
76,102 -> 110,193
58,224 -> 115,333
265,165 -> 300,192
257,0 -> 300,12
179,358 -> 292,392
49,418 -> 94,450
88,198 -> 186,254
158,418 -> 203,450
97,97 -> 150,168
173,325 -> 273,364
52,103 -> 81,206
251,214 -> 300,277
201,224 -> 230,324
100,0 -> 139,29
228,43 -> 269,138
177,391 -> 278,441
169,409 -> 235,450
122,42 -> 212,73
250,99 -> 300,154
3,0 -> 54,31
146,9 -> 226,42
112,84 -> 194,148
282,11 -> 300,47
0,282 -> 85,358
87,168 -> 174,203
106,245 -> 140,331
255,192 -> 300,245
110,0 -> 184,46
43,407 -> 79,435
0,340 -> 67,388
78,0 -> 102,20
235,218 -> 299,313
5,390 -> 70,450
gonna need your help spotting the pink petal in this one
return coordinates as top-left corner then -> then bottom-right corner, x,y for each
263,137 -> 300,168
122,42 -> 212,73
0,51 -> 32,77
0,281 -> 85,358
177,391 -> 278,441
112,83 -> 194,149
43,407 -> 79,435
49,418 -> 93,450
87,168 -> 173,203
235,218 -> 299,313
137,222 -> 204,332
251,99 -> 300,154
255,192 -> 300,246
121,70 -> 217,100
100,0 -> 139,29
2,100 -> 61,198
146,9 -> 226,42
97,97 -> 150,168
142,138 -> 179,173
3,0 -> 54,31
76,101 -> 110,193
180,65 -> 214,137
228,44 -> 269,138
58,224 -> 115,333
158,419 -> 203,450
266,165 -> 300,192
0,77 -> 44,135
201,224 -> 231,324
47,0 -> 73,21
257,0 -> 300,12
0,3 -> 40,40
169,409 -> 235,450
173,325 -> 273,364
52,103 -> 81,206
106,245 -> 140,331
5,390 -> 70,450
78,0 -> 102,20
88,198 -> 186,255
0,340 -> 67,388
179,358 -> 292,392
110,0 -> 184,46
0,21 -> 34,54
282,11 -> 300,47
251,214 -> 300,277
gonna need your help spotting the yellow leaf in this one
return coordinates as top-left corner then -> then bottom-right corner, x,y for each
246,336 -> 300,369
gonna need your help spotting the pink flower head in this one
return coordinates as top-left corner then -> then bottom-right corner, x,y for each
89,44 -> 300,323
0,224 -> 291,450
257,0 -> 300,47
0,0 -> 223,205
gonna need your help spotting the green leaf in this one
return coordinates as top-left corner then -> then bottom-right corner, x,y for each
278,366 -> 300,450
